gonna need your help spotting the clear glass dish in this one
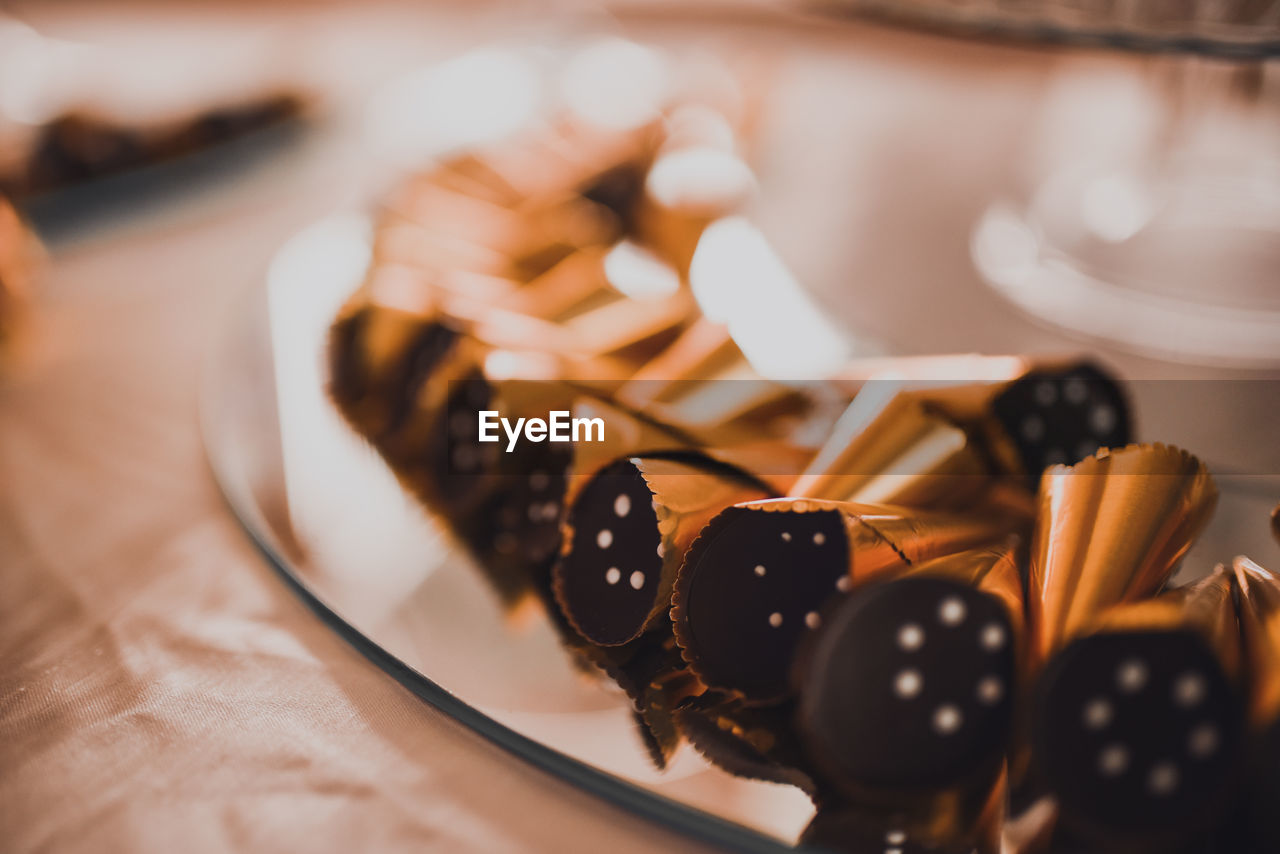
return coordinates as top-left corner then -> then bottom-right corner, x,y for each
201,214 -> 1280,851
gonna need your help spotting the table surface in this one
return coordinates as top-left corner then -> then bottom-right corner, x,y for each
2,4 -> 1278,853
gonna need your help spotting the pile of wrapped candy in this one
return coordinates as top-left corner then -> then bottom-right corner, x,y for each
326,88 -> 1280,854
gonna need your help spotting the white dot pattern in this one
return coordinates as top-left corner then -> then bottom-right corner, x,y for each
1188,724 -> 1219,758
1099,744 -> 1129,776
977,676 -> 1003,705
981,623 -> 1006,651
898,623 -> 925,651
1117,659 -> 1148,693
1083,698 -> 1113,730
933,704 -> 962,735
895,669 -> 922,699
1173,672 -> 1206,708
1147,762 -> 1179,795
938,596 -> 967,627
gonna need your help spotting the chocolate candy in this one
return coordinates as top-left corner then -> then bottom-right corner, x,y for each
675,504 -> 849,702
674,500 -> 1018,703
1033,570 -> 1245,847
801,808 -> 978,854
584,637 -> 697,769
797,575 -> 1017,794
3,94 -> 305,198
554,453 -> 772,647
987,363 -> 1131,481
464,432 -> 572,576
555,459 -> 664,645
1035,629 -> 1241,842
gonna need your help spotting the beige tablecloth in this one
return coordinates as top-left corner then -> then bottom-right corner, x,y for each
0,161 -> 737,852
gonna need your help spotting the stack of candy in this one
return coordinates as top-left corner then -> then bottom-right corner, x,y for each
326,51 -> 1277,854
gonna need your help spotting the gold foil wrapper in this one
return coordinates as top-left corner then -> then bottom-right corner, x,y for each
490,244 -> 696,362
1027,443 -> 1217,664
579,636 -> 701,770
1232,556 -> 1280,730
830,355 -> 1133,484
789,383 -> 992,510
612,317 -> 832,445
631,105 -> 756,275
456,116 -> 662,205
1229,556 -> 1280,854
380,183 -> 617,277
790,353 -> 1131,511
1085,564 -> 1243,679
673,693 -> 818,795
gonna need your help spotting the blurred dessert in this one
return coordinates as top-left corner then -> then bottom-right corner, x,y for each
0,93 -> 305,199
0,14 -> 309,200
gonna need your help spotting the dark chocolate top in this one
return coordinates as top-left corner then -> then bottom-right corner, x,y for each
469,436 -> 571,570
801,807 -> 975,854
430,373 -> 501,507
677,507 -> 849,703
797,577 -> 1015,793
992,363 -> 1130,480
1035,630 -> 1241,838
555,459 -> 663,646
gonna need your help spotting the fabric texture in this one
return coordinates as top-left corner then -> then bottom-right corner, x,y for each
0,195 -> 717,854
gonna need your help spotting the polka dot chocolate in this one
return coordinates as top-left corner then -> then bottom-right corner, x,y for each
989,362 -> 1130,481
800,806 -> 979,854
555,459 -> 665,646
674,505 -> 851,703
675,500 -> 1020,705
467,437 -> 572,572
797,577 -> 1017,794
428,372 -> 502,509
1034,630 -> 1242,840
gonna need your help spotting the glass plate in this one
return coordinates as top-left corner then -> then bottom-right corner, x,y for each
201,214 -> 813,852
201,213 -> 1280,851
